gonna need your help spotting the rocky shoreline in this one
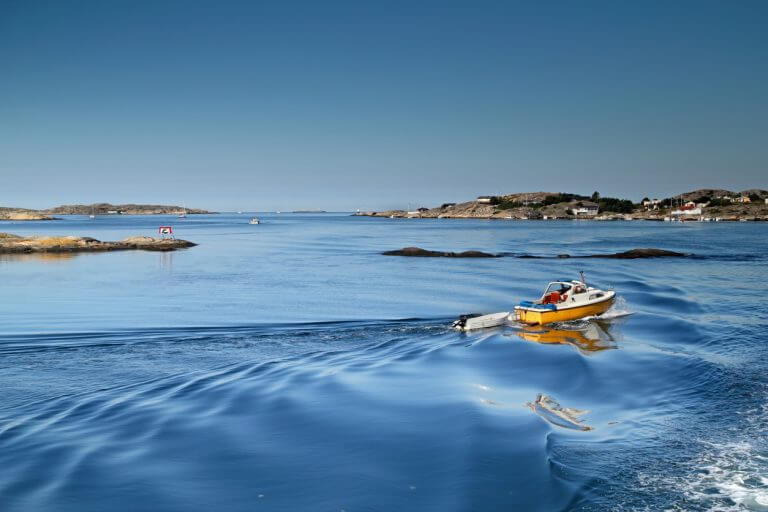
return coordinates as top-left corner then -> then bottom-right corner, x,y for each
356,189 -> 768,222
0,233 -> 196,254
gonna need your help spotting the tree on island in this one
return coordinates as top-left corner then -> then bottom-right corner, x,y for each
591,191 -> 600,202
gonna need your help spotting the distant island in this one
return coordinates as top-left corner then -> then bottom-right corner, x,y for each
0,203 -> 214,220
46,203 -> 213,215
356,188 -> 768,222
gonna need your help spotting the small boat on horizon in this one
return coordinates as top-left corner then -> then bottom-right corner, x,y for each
249,217 -> 260,224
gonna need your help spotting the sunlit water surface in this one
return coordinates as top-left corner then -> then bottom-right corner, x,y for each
1,214 -> 766,511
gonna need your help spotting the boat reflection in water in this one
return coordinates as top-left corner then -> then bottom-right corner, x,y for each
514,321 -> 618,354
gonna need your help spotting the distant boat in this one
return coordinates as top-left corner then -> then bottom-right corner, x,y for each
178,205 -> 187,218
89,206 -> 95,219
249,217 -> 260,225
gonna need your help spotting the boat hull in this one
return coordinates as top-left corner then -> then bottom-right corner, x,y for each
515,295 -> 614,325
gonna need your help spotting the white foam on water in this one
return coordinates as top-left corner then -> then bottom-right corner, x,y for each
599,295 -> 633,320
682,440 -> 768,511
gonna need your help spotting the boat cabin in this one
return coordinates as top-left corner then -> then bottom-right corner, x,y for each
539,281 -> 588,305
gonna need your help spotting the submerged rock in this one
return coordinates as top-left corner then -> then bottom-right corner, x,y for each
382,247 -> 500,258
0,233 -> 196,254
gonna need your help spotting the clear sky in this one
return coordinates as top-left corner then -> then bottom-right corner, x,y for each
1,1 -> 766,211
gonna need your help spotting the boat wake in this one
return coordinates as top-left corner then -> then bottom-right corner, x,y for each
681,440 -> 768,511
585,295 -> 633,322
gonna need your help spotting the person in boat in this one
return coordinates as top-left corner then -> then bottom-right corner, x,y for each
543,283 -> 572,304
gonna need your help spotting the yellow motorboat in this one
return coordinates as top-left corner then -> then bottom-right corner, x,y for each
514,278 -> 614,325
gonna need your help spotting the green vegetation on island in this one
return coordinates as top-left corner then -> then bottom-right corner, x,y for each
357,188 -> 768,221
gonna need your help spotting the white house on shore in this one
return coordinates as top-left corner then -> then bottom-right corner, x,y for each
476,196 -> 494,204
642,198 -> 661,209
573,202 -> 599,216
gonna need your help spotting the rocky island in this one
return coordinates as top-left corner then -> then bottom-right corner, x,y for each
0,233 -> 196,254
0,203 -> 213,220
357,188 -> 768,222
44,203 -> 213,215
0,208 -> 56,221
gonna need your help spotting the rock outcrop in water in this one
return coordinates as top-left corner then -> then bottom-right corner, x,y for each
556,248 -> 689,259
0,209 -> 56,221
384,247 -> 688,259
382,247 -> 500,258
0,233 -> 196,253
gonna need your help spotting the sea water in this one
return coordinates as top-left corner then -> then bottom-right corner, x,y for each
1,214 -> 766,511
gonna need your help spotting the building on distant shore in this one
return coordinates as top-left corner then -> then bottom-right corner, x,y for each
476,196 -> 494,204
672,207 -> 702,216
573,202 -> 599,216
736,196 -> 751,203
643,198 -> 661,209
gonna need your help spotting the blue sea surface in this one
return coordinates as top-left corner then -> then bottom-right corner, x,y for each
0,214 -> 766,511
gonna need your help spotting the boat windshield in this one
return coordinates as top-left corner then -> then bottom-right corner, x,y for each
545,283 -> 572,295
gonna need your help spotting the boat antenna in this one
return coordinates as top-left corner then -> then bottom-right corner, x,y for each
579,270 -> 586,286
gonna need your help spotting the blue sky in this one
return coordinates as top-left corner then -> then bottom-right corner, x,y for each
1,1 -> 766,211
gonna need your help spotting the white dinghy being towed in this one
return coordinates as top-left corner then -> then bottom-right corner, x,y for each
452,311 -> 511,331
